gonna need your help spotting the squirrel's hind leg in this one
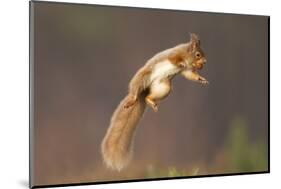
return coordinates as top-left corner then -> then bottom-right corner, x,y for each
145,79 -> 171,112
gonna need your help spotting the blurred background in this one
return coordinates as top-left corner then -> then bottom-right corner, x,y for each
31,1 -> 268,186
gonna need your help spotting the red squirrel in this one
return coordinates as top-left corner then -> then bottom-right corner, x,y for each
101,33 -> 208,171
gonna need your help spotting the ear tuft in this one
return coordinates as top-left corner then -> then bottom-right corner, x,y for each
189,33 -> 200,51
190,33 -> 200,43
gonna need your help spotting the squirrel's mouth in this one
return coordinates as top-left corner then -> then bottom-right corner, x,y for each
192,58 -> 206,70
192,62 -> 204,70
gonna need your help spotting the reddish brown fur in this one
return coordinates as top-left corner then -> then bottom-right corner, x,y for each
101,33 -> 208,171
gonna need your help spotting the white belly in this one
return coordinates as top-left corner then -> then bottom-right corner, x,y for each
149,60 -> 180,82
150,80 -> 171,100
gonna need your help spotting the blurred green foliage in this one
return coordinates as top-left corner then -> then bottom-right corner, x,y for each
226,116 -> 268,172
145,165 -> 199,178
144,116 -> 268,179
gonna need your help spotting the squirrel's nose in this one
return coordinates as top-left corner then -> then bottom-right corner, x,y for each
202,58 -> 207,64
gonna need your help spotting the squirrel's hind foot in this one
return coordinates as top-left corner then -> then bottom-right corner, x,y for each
145,97 -> 158,112
124,95 -> 137,109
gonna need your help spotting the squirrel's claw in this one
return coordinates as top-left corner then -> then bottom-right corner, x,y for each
151,104 -> 158,112
198,76 -> 209,85
200,80 -> 209,85
124,95 -> 137,109
145,97 -> 158,112
124,102 -> 133,109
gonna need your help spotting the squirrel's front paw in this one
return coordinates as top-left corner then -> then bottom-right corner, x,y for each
198,76 -> 209,85
178,62 -> 187,69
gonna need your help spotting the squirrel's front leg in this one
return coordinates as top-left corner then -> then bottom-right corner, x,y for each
181,69 -> 209,85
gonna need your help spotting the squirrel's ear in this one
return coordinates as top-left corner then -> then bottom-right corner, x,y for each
189,33 -> 200,51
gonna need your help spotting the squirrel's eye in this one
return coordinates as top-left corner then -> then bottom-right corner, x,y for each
196,52 -> 201,58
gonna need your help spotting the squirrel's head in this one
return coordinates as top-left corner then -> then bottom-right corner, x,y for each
186,33 -> 207,70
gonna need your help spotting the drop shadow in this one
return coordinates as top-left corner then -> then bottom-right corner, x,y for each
18,180 -> 29,188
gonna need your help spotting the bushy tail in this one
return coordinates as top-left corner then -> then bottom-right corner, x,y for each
101,93 -> 146,171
